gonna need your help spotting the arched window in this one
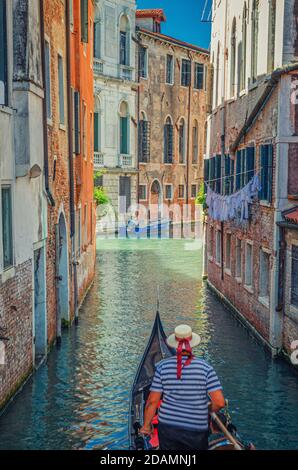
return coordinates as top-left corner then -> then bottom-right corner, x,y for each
164,117 -> 173,164
230,18 -> 236,97
179,118 -> 186,164
192,120 -> 199,164
94,8 -> 101,59
94,98 -> 101,154
215,41 -> 220,106
267,0 -> 276,72
139,111 -> 150,163
251,0 -> 259,83
240,4 -> 247,91
120,15 -> 130,66
119,101 -> 129,155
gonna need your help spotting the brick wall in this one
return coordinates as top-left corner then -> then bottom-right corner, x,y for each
0,260 -> 33,408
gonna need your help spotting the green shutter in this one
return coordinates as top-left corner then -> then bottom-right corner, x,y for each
94,112 -> 99,152
246,146 -> 255,184
236,151 -> 241,190
120,117 -> 128,155
0,0 -> 7,105
268,144 -> 273,203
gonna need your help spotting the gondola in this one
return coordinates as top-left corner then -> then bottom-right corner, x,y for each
129,312 -> 254,451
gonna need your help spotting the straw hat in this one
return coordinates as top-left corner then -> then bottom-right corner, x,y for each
167,324 -> 201,349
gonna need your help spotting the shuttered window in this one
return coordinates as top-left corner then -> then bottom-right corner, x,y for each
94,21 -> 101,58
215,154 -> 221,193
166,55 -> 174,84
139,120 -> 150,162
164,119 -> 173,163
120,116 -> 129,155
44,41 -> 51,119
94,112 -> 100,152
120,32 -> 127,66
74,90 -> 81,154
192,123 -> 198,163
224,155 -> 234,195
194,63 -> 204,90
209,157 -> 216,191
139,46 -> 147,79
178,185 -> 185,199
191,184 -> 197,198
245,146 -> 255,184
1,186 -> 13,269
0,0 -> 7,106
58,55 -> 65,125
181,59 -> 191,87
259,144 -> 273,202
81,0 -> 89,43
291,245 -> 298,308
179,120 -> 186,163
165,185 -> 173,200
204,159 -> 210,185
138,185 -> 147,201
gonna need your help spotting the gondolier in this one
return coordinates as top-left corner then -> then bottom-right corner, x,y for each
140,324 -> 226,450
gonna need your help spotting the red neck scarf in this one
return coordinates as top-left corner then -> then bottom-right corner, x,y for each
176,336 -> 194,380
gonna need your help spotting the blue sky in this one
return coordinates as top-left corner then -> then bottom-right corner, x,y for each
136,0 -> 211,50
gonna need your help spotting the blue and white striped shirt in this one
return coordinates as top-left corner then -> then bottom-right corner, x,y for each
150,356 -> 222,431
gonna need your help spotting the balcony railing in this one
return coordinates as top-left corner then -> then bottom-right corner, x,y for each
119,154 -> 132,167
94,152 -> 104,167
119,65 -> 133,81
93,59 -> 104,75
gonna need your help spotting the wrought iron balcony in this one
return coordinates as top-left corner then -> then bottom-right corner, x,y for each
93,58 -> 104,75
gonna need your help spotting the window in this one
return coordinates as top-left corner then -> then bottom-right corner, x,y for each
58,55 -> 65,125
120,16 -> 129,66
215,42 -> 220,106
44,41 -> 51,119
139,46 -> 148,79
178,185 -> 185,199
209,226 -> 214,258
76,209 -> 81,257
164,117 -> 174,163
240,3 -> 247,91
120,101 -> 129,155
251,0 -> 259,83
236,238 -> 242,278
224,154 -> 235,195
1,186 -> 13,269
291,245 -> 298,308
73,90 -> 80,154
0,0 -> 7,105
166,55 -> 174,84
230,18 -> 236,97
81,0 -> 89,43
236,147 -> 255,190
259,144 -> 273,202
94,112 -> 100,152
138,185 -> 147,201
192,121 -> 198,163
181,59 -> 191,87
165,185 -> 173,200
94,173 -> 103,187
94,18 -> 101,59
191,184 -> 197,199
208,155 -> 221,192
194,63 -> 204,90
259,250 -> 270,302
226,233 -> 231,270
139,113 -> 150,162
245,243 -> 253,288
267,0 -> 276,73
179,118 -> 186,164
216,231 -> 222,264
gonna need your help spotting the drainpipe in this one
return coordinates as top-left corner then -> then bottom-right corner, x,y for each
39,0 -> 55,208
65,0 -> 79,324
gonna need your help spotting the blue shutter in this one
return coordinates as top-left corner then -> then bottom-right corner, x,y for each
94,112 -> 99,152
204,159 -> 210,185
215,154 -> 221,193
224,155 -> 230,195
210,157 -> 215,190
74,91 -> 80,154
259,145 -> 272,202
230,158 -> 235,194
0,0 -> 7,105
120,117 -> 128,155
246,146 -> 255,184
267,144 -> 273,203
81,0 -> 89,43
236,151 -> 241,190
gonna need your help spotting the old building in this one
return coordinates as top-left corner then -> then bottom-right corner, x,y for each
0,0 -> 47,407
136,9 -> 210,227
93,0 -> 138,217
70,0 -> 96,303
43,0 -> 96,343
204,0 -> 298,360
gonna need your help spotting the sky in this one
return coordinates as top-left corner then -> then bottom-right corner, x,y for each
136,0 -> 212,50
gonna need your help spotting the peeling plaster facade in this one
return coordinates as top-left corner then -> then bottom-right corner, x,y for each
205,0 -> 298,360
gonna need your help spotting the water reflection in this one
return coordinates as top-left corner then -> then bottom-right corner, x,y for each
0,239 -> 297,449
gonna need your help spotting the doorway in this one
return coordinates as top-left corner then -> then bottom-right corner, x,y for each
33,246 -> 47,366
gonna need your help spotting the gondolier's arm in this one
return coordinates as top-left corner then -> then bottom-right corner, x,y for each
208,390 -> 226,413
140,391 -> 162,435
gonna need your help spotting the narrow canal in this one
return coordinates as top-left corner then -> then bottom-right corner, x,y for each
0,239 -> 297,450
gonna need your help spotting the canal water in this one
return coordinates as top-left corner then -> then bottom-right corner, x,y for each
0,239 -> 298,450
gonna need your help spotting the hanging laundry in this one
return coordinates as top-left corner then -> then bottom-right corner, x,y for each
206,174 -> 261,223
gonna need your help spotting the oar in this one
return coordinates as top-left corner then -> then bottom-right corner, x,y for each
210,412 -> 242,451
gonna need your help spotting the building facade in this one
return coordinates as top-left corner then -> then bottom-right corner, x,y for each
204,0 -> 298,360
70,0 -> 96,303
93,0 -> 138,217
136,9 -> 210,227
0,0 -> 47,407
